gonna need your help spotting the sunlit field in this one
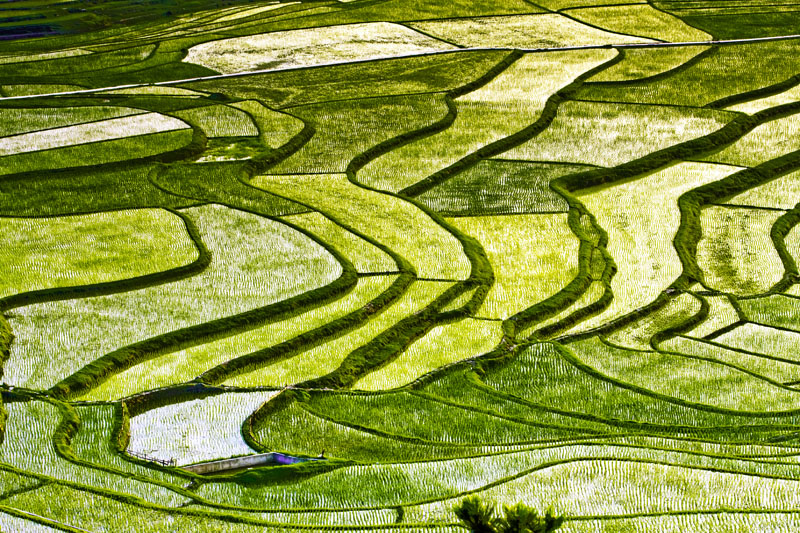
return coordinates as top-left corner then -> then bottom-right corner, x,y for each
2,1 -> 800,531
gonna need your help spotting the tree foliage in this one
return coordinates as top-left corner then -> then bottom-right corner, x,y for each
453,497 -> 564,533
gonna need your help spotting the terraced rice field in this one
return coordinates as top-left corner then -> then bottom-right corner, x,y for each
2,1 -> 800,531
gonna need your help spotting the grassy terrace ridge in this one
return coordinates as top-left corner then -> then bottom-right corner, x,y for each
3,1 -> 800,531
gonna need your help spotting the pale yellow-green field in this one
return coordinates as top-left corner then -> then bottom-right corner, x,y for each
0,113 -> 189,155
85,276 -> 396,400
705,112 -> 800,166
174,104 -> 259,137
183,22 -> 455,74
0,209 -> 197,299
253,173 -> 472,280
683,294 -> 740,338
409,14 -> 650,48
726,169 -> 800,210
212,2 -> 295,23
568,163 -> 740,334
354,318 -> 503,390
358,49 -> 617,192
589,46 -> 709,82
662,336 -> 800,384
0,106 -> 141,137
283,212 -> 396,274
715,322 -> 800,362
564,4 -> 710,42
128,391 -> 279,465
225,280 -> 452,387
502,101 -> 731,167
570,337 -> 800,411
727,84 -> 800,114
230,100 -> 304,148
447,213 -> 580,320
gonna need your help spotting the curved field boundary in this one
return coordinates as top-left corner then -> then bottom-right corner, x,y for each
0,209 -> 210,311
46,208 -> 359,400
1,34 -> 799,102
545,103 -> 800,344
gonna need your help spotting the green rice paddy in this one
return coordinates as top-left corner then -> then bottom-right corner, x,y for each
2,1 -> 800,531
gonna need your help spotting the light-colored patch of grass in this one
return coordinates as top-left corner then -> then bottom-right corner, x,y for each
570,337 -> 800,412
252,173 -> 471,279
282,212 -> 395,273
409,14 -> 650,48
212,2 -> 297,23
354,318 -> 503,391
0,513 -> 61,533
99,86 -> 206,96
183,22 -> 455,74
72,405 -> 184,485
703,113 -> 800,167
697,206 -> 784,296
716,322 -> 800,362
358,49 -> 617,192
558,513 -> 800,533
407,458 -> 800,523
589,46 -> 709,82
663,336 -> 800,384
2,483 -> 268,532
5,204 -> 341,390
0,401 -> 185,506
447,214 -> 580,320
564,4 -> 710,42
229,100 -> 304,148
684,295 -> 740,338
0,209 -> 198,299
84,276 -> 396,400
173,104 -> 258,137
726,169 -> 800,210
727,84 -> 800,114
0,113 -> 189,156
128,391 -> 278,465
503,101 -> 732,167
607,292 -> 701,350
0,106 -> 142,137
568,163 -> 739,334
225,280 -> 451,387
739,294 -> 800,331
